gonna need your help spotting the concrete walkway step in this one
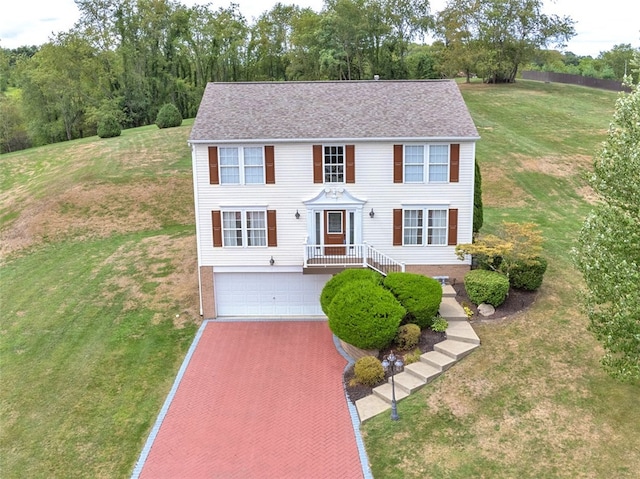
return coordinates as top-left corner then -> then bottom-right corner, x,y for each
355,294 -> 482,424
445,321 -> 480,345
442,285 -> 456,298
421,350 -> 457,371
434,339 -> 480,360
439,296 -> 468,321
391,371 -> 427,394
404,361 -> 442,383
355,394 -> 390,423
373,382 -> 410,404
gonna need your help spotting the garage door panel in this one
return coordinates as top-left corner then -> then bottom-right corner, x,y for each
215,272 -> 332,317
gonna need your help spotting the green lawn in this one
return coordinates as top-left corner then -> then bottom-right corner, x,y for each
1,82 -> 639,478
1,122 -> 199,478
362,81 -> 640,478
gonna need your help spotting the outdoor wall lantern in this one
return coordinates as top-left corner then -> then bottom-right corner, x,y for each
381,351 -> 403,421
269,256 -> 275,266
295,210 -> 301,219
369,208 -> 375,218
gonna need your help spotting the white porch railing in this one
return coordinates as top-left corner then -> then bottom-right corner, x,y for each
303,242 -> 405,275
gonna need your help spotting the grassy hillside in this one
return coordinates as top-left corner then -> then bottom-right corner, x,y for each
1,81 -> 638,478
0,122 -> 200,478
363,81 -> 640,478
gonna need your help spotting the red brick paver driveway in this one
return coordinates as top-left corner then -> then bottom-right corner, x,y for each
135,320 -> 365,478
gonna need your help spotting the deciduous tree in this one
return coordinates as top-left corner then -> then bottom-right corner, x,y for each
575,58 -> 640,381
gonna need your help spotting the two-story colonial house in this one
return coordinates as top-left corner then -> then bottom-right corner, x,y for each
188,80 -> 479,318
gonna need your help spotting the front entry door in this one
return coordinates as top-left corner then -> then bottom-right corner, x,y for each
324,210 -> 346,255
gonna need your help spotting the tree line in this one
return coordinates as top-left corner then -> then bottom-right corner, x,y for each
0,0 -> 634,153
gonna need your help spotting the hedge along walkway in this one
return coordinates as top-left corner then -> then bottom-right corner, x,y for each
132,320 -> 369,479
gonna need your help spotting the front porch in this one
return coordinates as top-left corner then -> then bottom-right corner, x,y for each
303,243 -> 405,276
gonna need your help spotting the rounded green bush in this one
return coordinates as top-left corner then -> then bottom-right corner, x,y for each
97,114 -> 121,138
353,356 -> 385,387
328,280 -> 405,350
509,257 -> 547,291
464,269 -> 510,307
320,268 -> 383,315
155,103 -> 183,129
395,323 -> 421,350
383,272 -> 443,328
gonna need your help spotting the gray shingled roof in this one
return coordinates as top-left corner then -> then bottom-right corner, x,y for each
189,80 -> 479,142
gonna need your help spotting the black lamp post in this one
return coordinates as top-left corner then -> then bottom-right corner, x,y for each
382,350 -> 403,421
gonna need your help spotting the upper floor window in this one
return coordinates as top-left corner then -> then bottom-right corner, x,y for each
395,143 -> 459,184
324,146 -> 344,183
403,144 -> 449,183
219,146 -> 265,185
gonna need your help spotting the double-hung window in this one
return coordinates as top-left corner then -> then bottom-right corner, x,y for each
404,146 -> 424,182
222,210 -> 266,247
428,145 -> 449,182
324,146 -> 344,183
403,208 -> 448,246
427,210 -> 447,245
402,144 -> 449,183
403,209 -> 424,245
219,147 -> 264,184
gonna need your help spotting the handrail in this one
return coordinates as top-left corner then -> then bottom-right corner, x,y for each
303,243 -> 405,275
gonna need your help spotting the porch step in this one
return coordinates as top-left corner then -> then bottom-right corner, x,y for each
404,361 -> 442,383
355,394 -> 390,423
421,350 -> 457,371
445,321 -> 480,345
373,382 -> 410,404
390,371 -> 428,395
439,296 -> 468,321
434,339 -> 480,360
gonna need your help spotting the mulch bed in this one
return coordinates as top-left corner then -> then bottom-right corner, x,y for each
344,328 -> 445,404
452,282 -> 538,320
343,284 -> 538,404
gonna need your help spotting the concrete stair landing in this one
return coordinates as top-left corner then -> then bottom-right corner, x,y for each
355,286 -> 480,422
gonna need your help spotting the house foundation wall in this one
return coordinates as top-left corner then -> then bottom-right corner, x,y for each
405,264 -> 470,285
200,266 -> 216,319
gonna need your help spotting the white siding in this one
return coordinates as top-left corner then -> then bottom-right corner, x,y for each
193,141 -> 475,268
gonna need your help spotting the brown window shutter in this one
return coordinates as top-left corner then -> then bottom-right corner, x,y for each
448,208 -> 458,245
313,145 -> 323,183
208,147 -> 219,184
265,145 -> 275,184
345,144 -> 355,183
393,145 -> 403,183
393,209 -> 403,246
212,210 -> 222,247
267,210 -> 277,247
449,144 -> 460,183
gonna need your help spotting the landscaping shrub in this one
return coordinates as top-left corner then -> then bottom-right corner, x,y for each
353,356 -> 385,387
97,114 -> 121,138
155,103 -> 183,129
431,317 -> 449,332
402,348 -> 422,365
464,269 -> 510,307
395,324 -> 421,350
383,272 -> 442,328
328,280 -> 405,350
320,268 -> 383,315
509,256 -> 547,290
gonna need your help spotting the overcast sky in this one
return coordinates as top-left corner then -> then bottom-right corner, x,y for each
1,0 -> 638,57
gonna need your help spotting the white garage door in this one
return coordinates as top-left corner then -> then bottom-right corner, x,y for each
215,272 -> 332,317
